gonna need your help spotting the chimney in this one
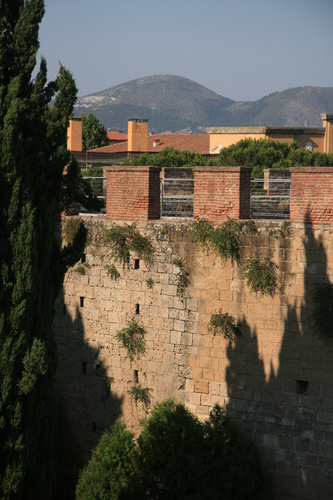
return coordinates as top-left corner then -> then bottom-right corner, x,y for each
128,118 -> 148,158
321,112 -> 333,154
67,118 -> 82,152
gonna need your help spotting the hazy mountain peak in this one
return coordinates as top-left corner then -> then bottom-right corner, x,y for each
74,75 -> 333,134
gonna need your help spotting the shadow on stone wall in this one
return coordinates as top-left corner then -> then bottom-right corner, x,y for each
54,298 -> 123,499
226,216 -> 333,498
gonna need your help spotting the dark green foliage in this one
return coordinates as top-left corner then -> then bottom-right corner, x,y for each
115,318 -> 146,362
208,311 -> 241,341
189,217 -> 215,250
0,2 -> 85,497
243,254 -> 278,296
190,217 -> 243,264
105,264 -> 121,280
76,422 -> 135,500
81,166 -> 104,177
146,278 -> 154,289
81,112 -> 108,151
218,138 -> 333,178
173,257 -> 189,299
127,385 -> 152,410
312,283 -> 333,338
211,218 -> 242,263
76,400 -> 267,499
102,223 -> 154,267
123,146 -> 212,168
62,217 -> 86,245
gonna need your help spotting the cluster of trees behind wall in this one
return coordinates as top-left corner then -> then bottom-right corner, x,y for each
122,141 -> 333,178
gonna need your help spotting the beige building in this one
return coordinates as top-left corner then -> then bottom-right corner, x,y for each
207,112 -> 333,155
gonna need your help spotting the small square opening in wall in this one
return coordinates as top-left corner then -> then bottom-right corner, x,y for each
133,370 -> 139,383
81,253 -> 86,264
135,304 -> 140,315
80,297 -> 84,307
134,259 -> 140,270
81,361 -> 87,374
296,380 -> 308,395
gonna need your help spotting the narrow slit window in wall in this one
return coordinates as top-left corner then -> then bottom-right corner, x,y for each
81,253 -> 86,263
80,297 -> 84,307
135,304 -> 140,315
296,380 -> 308,395
134,370 -> 139,383
134,259 -> 140,269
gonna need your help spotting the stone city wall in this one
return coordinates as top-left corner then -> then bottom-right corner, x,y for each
54,216 -> 333,499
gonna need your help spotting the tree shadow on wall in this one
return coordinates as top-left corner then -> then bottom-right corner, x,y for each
225,215 -> 333,498
53,295 -> 123,499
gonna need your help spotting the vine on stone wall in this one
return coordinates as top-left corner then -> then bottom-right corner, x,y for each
102,223 -> 155,267
208,311 -> 241,341
127,385 -> 152,410
173,257 -> 189,300
243,253 -> 278,297
115,318 -> 147,362
190,217 -> 256,264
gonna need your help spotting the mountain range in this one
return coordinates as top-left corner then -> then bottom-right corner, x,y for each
73,75 -> 333,134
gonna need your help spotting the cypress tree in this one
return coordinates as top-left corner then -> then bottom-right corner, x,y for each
0,1 -> 85,498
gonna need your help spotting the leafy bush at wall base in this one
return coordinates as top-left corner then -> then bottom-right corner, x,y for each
76,400 -> 268,500
76,422 -> 135,500
312,283 -> 333,338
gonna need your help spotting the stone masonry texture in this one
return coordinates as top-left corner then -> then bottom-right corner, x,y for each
53,217 -> 333,499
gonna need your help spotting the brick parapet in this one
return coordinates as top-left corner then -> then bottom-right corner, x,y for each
290,167 -> 333,224
106,166 -> 161,221
193,166 -> 252,222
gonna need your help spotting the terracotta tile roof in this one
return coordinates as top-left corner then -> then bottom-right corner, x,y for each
88,134 -> 209,155
107,132 -> 128,141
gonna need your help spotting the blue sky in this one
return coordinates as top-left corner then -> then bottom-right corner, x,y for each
37,0 -> 333,101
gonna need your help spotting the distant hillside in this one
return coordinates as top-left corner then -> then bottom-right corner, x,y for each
74,75 -> 333,134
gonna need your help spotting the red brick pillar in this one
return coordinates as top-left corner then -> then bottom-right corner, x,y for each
106,166 -> 161,221
193,167 -> 252,223
290,167 -> 333,224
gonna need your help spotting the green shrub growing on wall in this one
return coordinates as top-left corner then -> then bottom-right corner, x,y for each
173,257 -> 189,299
127,385 -> 152,410
208,311 -> 241,341
243,254 -> 278,296
115,318 -> 146,361
190,217 -> 254,264
102,223 -> 154,267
